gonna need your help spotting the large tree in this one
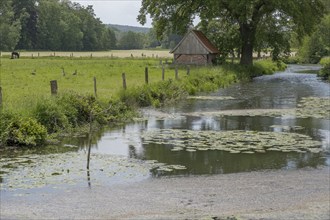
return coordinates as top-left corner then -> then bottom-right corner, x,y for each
138,0 -> 325,65
0,0 -> 21,51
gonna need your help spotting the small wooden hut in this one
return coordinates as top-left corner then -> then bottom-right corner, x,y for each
170,30 -> 219,65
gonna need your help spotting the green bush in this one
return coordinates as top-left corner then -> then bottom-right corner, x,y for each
33,92 -> 109,134
34,99 -> 69,133
106,99 -> 136,122
318,57 -> 330,80
5,117 -> 47,146
0,111 -> 15,147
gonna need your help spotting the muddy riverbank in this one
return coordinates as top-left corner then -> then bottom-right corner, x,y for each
1,167 -> 329,219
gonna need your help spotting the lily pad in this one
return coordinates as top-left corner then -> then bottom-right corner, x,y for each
142,129 -> 323,154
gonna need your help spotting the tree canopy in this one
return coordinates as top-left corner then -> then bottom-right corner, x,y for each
138,0 -> 325,65
0,0 -> 117,51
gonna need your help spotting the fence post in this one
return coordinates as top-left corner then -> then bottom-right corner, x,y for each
122,73 -> 127,90
0,86 -> 2,108
162,65 -> 165,81
175,66 -> 178,80
187,65 -> 190,75
145,67 -> 149,84
93,77 -> 97,97
50,80 -> 58,95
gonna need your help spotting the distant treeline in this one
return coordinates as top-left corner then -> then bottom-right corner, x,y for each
0,0 -> 182,51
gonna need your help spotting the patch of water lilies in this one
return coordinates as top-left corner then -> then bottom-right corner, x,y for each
270,125 -> 305,132
184,97 -> 330,119
187,96 -> 235,101
0,151 -> 185,191
142,129 -> 323,154
295,97 -> 330,119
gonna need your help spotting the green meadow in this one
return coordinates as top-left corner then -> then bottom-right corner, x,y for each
0,57 -> 177,112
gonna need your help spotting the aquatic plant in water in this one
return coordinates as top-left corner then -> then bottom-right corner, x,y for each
142,129 -> 323,154
184,97 -> 330,119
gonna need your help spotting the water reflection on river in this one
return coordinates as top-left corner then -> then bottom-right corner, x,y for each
69,65 -> 330,175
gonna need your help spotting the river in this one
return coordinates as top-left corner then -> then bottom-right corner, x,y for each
1,64 -> 329,195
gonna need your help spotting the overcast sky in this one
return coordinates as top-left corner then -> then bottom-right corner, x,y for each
71,0 -> 152,27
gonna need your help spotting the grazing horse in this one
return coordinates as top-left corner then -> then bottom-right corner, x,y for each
11,51 -> 20,59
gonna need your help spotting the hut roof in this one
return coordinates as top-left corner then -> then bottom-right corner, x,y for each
170,30 -> 219,54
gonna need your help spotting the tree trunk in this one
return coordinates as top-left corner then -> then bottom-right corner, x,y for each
239,23 -> 255,66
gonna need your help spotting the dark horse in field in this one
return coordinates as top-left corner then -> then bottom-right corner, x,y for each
11,51 -> 20,59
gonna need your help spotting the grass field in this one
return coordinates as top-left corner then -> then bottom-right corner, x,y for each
0,56 -> 183,112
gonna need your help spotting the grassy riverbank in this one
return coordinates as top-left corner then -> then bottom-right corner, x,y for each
0,56 -> 285,147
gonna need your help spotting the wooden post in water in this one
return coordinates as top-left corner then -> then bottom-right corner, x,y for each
187,65 -> 190,75
145,67 -> 149,84
175,66 -> 179,80
162,65 -> 165,81
86,111 -> 93,188
122,73 -> 127,90
50,80 -> 58,95
93,77 -> 97,97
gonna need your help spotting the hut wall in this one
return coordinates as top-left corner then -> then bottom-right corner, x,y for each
174,34 -> 209,55
174,54 -> 207,65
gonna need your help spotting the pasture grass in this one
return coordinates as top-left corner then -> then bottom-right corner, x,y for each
0,57 -> 176,113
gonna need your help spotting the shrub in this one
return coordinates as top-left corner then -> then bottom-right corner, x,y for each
56,92 -> 107,126
0,111 -> 15,147
107,99 -> 137,122
34,99 -> 69,133
5,117 -> 47,146
318,57 -> 330,80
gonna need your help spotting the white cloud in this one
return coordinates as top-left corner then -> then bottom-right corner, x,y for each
72,0 -> 152,27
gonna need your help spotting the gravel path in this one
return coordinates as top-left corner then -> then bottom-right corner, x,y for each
1,167 -> 329,219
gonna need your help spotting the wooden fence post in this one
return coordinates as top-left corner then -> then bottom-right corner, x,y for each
175,66 -> 178,80
93,77 -> 97,97
50,80 -> 58,95
0,86 -> 3,108
145,67 -> 149,84
122,73 -> 127,90
162,65 -> 165,81
187,65 -> 190,75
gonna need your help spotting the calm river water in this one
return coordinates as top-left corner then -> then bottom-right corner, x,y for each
1,64 -> 329,193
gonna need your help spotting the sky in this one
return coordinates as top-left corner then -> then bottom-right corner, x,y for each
71,0 -> 152,27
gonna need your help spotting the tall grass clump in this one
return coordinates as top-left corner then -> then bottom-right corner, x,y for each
182,67 -> 237,95
119,79 -> 187,108
33,92 -> 111,133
